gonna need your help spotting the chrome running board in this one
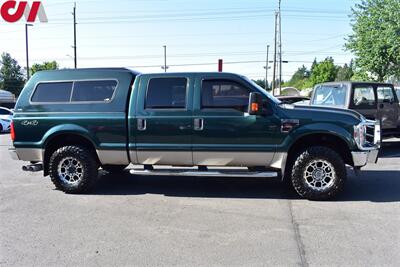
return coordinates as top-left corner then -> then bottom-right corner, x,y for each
130,169 -> 278,178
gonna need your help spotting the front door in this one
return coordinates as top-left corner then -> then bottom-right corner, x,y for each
135,75 -> 194,165
377,85 -> 398,129
350,84 -> 377,121
192,76 -> 281,167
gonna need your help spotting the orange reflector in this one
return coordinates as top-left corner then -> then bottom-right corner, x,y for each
251,103 -> 259,112
10,121 -> 15,141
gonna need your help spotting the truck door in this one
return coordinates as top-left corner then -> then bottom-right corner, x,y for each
192,76 -> 281,167
350,84 -> 377,121
377,85 -> 398,129
134,75 -> 194,165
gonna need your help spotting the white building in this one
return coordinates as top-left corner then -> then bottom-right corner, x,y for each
0,90 -> 15,103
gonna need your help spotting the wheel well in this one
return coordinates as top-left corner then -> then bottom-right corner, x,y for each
286,134 -> 353,169
43,134 -> 99,176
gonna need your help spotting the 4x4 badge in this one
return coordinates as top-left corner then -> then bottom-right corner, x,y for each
21,120 -> 39,126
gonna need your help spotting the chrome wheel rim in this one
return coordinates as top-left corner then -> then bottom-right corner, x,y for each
58,157 -> 84,185
304,159 -> 335,191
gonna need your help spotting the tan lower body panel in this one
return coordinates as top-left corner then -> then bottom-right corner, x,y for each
96,150 -> 130,165
14,148 -> 43,162
136,151 -> 193,165
193,151 -> 275,167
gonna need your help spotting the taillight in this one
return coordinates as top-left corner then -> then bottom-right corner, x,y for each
10,121 -> 15,141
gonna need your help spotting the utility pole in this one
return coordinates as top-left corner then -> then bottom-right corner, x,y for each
272,11 -> 278,95
265,44 -> 270,90
161,45 -> 169,72
72,2 -> 77,69
278,0 -> 282,95
25,24 -> 33,79
272,0 -> 282,96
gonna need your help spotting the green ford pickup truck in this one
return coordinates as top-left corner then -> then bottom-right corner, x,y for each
9,68 -> 381,200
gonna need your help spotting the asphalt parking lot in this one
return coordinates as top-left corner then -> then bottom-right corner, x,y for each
0,133 -> 399,266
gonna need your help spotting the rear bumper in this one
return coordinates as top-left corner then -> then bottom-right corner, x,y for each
9,148 -> 19,160
9,147 -> 43,162
352,149 -> 379,167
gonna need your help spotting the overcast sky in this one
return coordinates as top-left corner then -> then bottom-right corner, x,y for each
0,0 -> 356,80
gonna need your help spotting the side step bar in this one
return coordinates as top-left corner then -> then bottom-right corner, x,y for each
130,169 -> 278,178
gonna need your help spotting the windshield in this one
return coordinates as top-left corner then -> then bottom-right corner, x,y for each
311,84 -> 347,107
242,76 -> 282,104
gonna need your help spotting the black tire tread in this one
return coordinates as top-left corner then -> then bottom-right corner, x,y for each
49,146 -> 98,194
291,146 -> 347,201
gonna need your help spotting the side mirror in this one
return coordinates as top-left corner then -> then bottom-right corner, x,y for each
248,92 -> 264,115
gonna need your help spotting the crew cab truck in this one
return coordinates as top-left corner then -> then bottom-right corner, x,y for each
310,82 -> 400,138
9,68 -> 381,200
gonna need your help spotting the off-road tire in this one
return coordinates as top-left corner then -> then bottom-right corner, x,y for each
290,146 -> 346,200
49,146 -> 99,194
102,165 -> 128,173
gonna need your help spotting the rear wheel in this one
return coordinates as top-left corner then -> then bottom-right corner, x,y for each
290,146 -> 347,200
49,146 -> 99,194
0,124 -> 3,133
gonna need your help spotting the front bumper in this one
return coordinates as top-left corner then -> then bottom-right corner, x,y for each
352,149 -> 379,167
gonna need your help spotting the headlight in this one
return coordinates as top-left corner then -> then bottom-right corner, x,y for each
0,119 -> 11,123
354,123 -> 367,148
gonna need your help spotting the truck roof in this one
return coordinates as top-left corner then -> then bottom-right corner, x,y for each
316,81 -> 394,87
38,67 -> 141,76
141,71 -> 242,76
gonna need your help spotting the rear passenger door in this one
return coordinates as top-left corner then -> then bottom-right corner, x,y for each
135,75 -> 194,165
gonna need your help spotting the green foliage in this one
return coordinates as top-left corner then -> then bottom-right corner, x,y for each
284,65 -> 312,89
346,0 -> 400,81
31,61 -> 59,75
252,79 -> 269,90
0,52 -> 25,96
309,57 -> 338,86
335,62 -> 354,81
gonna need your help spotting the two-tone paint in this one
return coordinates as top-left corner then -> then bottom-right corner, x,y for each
10,68 -> 378,175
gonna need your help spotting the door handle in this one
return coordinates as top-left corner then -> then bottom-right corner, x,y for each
179,125 -> 192,130
194,118 -> 204,131
137,119 -> 146,131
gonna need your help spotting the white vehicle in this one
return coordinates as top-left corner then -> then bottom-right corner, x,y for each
0,107 -> 13,132
395,87 -> 400,100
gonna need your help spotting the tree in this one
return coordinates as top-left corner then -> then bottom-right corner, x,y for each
252,79 -> 268,90
284,65 -> 311,89
309,57 -> 338,86
30,61 -> 59,75
346,0 -> 400,81
0,52 -> 25,96
335,61 -> 354,81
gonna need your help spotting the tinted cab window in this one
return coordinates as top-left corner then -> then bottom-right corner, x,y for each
71,80 -> 117,102
146,78 -> 187,109
31,82 -> 73,103
202,79 -> 250,112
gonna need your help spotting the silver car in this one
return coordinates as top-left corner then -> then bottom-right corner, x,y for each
0,107 -> 13,132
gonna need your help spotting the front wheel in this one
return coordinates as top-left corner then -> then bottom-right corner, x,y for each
290,146 -> 347,200
49,146 -> 99,194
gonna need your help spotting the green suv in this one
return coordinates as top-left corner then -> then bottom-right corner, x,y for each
9,68 -> 380,200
